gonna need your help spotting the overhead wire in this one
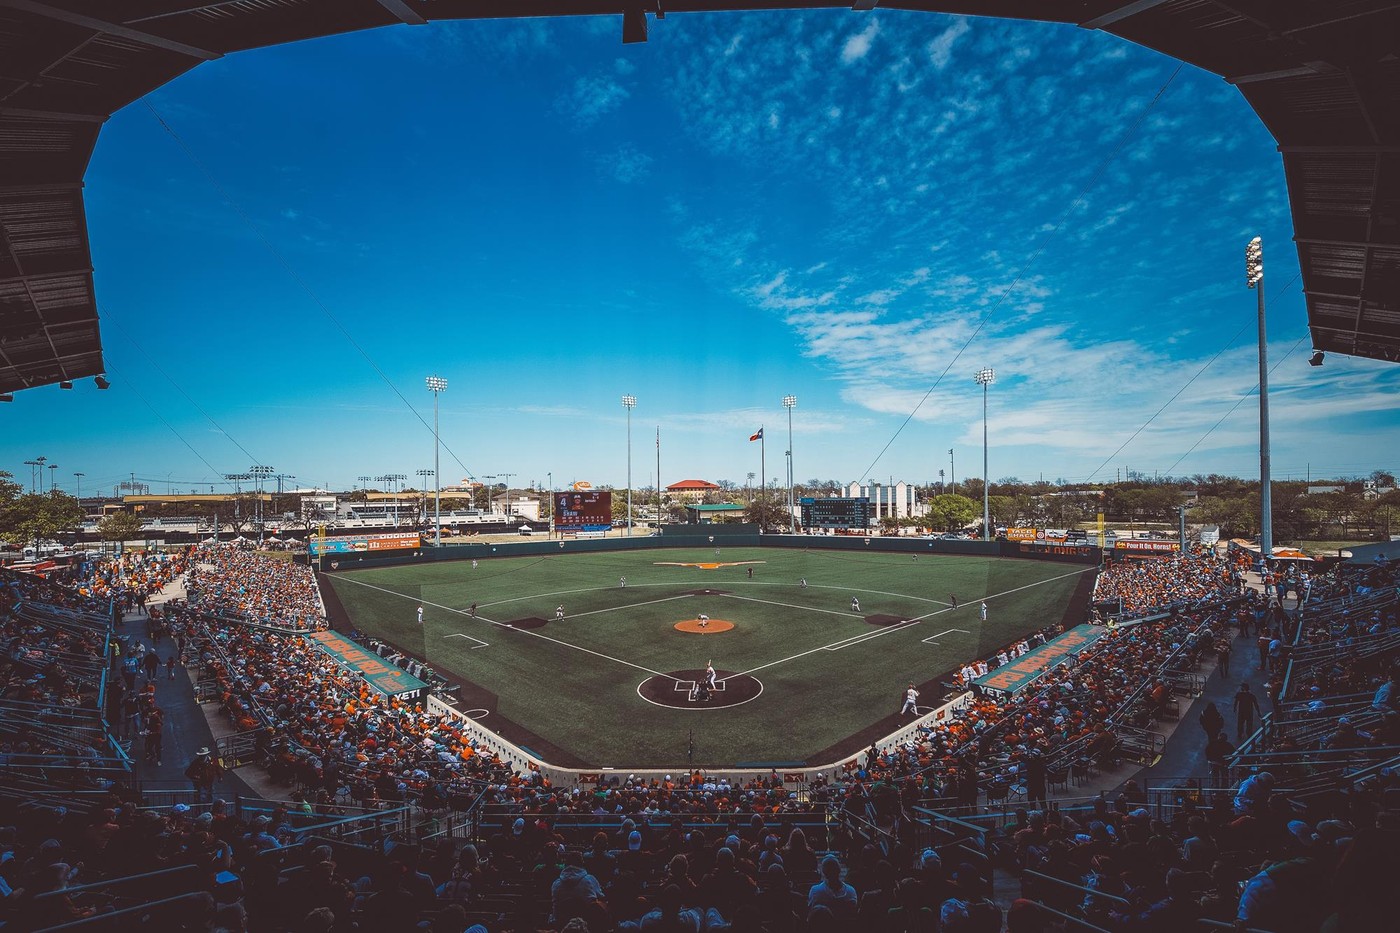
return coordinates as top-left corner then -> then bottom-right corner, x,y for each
1160,329 -> 1311,477
857,63 -> 1184,483
98,304 -> 264,469
1082,272 -> 1301,482
95,360 -> 226,479
140,98 -> 476,479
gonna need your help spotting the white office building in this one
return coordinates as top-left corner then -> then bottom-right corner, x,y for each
845,481 -> 920,521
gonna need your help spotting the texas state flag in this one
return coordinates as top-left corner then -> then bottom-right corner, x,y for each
749,428 -> 763,442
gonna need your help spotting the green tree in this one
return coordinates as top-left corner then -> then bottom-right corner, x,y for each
1,488 -> 84,550
925,494 -> 978,532
743,496 -> 789,532
98,510 -> 146,544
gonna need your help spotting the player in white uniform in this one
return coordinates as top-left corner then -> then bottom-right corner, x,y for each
416,606 -> 424,625
851,597 -> 861,612
901,684 -> 920,716
698,613 -> 709,629
620,576 -> 627,588
980,601 -> 989,622
555,605 -> 565,621
705,661 -> 717,690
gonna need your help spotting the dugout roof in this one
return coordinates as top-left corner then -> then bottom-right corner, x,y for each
2,0 -> 1399,394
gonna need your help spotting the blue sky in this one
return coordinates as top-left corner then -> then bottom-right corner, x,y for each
4,11 -> 1398,497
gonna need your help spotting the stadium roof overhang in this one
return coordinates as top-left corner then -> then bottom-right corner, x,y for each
2,0 -> 1398,394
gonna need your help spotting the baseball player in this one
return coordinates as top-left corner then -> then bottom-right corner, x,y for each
555,605 -> 565,621
901,684 -> 920,716
620,576 -> 627,588
851,596 -> 861,612
799,578 -> 807,589
705,661 -> 717,690
416,606 -> 424,625
698,613 -> 709,629
980,601 -> 988,622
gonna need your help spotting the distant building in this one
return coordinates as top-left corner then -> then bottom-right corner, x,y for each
684,503 -> 746,524
1306,485 -> 1346,495
845,481 -> 920,520
665,479 -> 721,503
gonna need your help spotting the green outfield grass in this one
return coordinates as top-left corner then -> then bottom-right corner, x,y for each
325,547 -> 1092,768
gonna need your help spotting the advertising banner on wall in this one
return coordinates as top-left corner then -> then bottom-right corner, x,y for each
309,532 -> 420,556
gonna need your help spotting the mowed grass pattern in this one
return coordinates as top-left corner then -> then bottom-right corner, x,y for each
326,548 -> 1090,768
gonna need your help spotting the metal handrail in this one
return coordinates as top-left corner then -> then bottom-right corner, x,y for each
38,893 -> 212,931
1020,900 -> 1114,933
1021,870 -> 1130,905
31,864 -> 199,902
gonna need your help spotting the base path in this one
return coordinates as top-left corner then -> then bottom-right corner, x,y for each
674,619 -> 736,634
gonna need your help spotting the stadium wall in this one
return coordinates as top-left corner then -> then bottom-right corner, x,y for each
306,529 -> 1098,573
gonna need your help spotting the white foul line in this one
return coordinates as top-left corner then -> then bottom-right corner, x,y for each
560,593 -> 693,620
443,633 -> 490,649
333,576 -> 675,680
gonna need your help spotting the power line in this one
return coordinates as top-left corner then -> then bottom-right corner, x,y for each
99,304 -> 264,467
1160,330 -> 1311,477
858,63 -> 1184,483
140,97 -> 476,479
97,361 -> 226,478
1083,272 -> 1300,482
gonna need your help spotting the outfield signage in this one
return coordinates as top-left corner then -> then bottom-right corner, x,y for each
556,490 -> 612,532
310,532 -> 420,556
974,624 -> 1107,696
1114,540 -> 1180,553
309,631 -> 428,699
800,497 -> 871,529
1005,527 -> 1038,541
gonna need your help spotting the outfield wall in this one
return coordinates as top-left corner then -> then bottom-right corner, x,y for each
308,528 -> 1095,574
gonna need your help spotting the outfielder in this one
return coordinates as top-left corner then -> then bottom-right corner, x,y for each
901,684 -> 920,716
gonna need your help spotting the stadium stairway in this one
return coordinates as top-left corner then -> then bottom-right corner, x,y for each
121,577 -> 262,803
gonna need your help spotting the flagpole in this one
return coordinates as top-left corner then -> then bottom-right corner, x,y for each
760,427 -> 766,508
656,426 -> 661,528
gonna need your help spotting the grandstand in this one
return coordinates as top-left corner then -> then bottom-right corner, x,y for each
1,536 -> 1394,931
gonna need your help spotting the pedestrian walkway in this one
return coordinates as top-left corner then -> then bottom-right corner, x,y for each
118,575 -> 260,802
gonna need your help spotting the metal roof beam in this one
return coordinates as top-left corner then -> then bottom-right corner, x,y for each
1079,0 -> 1172,31
1227,64 -> 1332,85
1280,145 -> 1400,154
374,0 -> 427,26
0,0 -> 221,61
0,106 -> 103,124
1296,237 -> 1396,251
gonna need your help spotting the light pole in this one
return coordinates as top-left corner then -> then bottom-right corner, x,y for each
948,449 -> 956,497
23,460 -> 40,493
250,465 -> 274,544
74,472 -> 84,501
783,395 -> 797,534
1247,236 -> 1272,564
622,395 -> 636,536
426,375 -> 447,546
974,368 -> 995,540
416,468 -> 435,531
50,464 -> 59,494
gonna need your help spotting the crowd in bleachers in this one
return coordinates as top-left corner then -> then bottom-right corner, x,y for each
188,544 -> 327,632
4,543 -> 1400,931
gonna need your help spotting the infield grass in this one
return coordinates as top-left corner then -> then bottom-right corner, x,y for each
325,547 -> 1091,768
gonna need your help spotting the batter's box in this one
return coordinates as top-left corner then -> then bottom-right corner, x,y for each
673,679 -> 726,693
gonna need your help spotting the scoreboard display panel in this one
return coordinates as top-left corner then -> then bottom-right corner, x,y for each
800,497 -> 872,529
556,490 -> 613,532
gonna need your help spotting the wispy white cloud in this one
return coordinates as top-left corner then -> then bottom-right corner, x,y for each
558,74 -> 631,127
842,19 -> 880,64
927,17 -> 971,70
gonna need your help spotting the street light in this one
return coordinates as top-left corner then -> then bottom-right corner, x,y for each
1247,236 -> 1273,564
974,368 -> 995,541
426,375 -> 447,546
783,395 -> 797,534
23,460 -> 40,493
622,395 -> 636,536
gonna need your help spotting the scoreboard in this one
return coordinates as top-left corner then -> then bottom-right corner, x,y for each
800,497 -> 872,529
556,490 -> 612,532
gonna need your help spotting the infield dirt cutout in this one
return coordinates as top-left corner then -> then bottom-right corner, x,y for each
637,668 -> 763,709
673,618 -> 735,634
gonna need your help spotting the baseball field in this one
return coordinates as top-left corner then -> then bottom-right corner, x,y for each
323,546 -> 1094,769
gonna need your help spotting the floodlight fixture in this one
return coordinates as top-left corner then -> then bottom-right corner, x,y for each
426,376 -> 447,545
782,396 -> 797,533
59,381 -> 73,389
94,375 -> 110,390
622,395 -> 636,536
1246,236 -> 1263,289
974,368 -> 995,386
1308,350 -> 1324,367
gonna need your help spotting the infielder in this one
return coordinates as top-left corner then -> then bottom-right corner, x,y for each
980,601 -> 988,622
555,605 -> 565,621
851,597 -> 861,612
416,606 -> 424,625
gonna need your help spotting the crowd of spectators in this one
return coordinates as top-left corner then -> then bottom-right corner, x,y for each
188,545 -> 327,632
4,542 -> 1398,932
1092,549 -> 1238,617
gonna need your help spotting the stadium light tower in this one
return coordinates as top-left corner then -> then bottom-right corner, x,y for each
1247,236 -> 1273,565
250,465 -> 274,544
783,395 -> 797,534
622,395 -> 636,536
74,472 -> 84,501
974,368 -> 995,541
426,375 -> 447,546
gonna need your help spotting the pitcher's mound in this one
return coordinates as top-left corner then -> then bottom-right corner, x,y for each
674,618 -> 735,634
